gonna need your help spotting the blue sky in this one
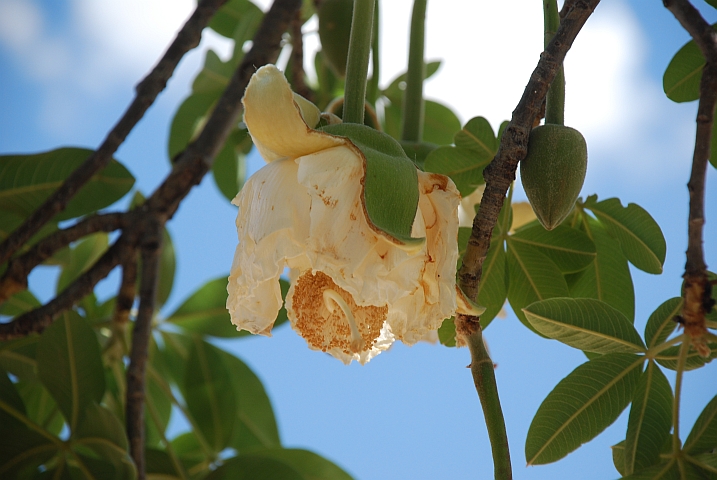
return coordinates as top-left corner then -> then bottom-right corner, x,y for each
1,0 -> 716,479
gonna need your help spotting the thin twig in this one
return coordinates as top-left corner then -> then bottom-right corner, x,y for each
114,250 -> 138,325
0,213 -> 130,303
458,0 -> 600,300
126,224 -> 162,480
0,0 -> 227,266
663,0 -> 716,356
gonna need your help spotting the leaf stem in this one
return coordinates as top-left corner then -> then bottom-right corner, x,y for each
543,0 -> 565,125
366,0 -> 380,105
645,334 -> 686,358
343,0 -> 375,124
401,0 -> 427,142
672,337 -> 690,457
457,315 -> 512,480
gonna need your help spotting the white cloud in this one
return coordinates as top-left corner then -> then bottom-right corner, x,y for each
0,0 -> 42,51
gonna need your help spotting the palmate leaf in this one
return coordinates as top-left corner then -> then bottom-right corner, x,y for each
511,224 -> 595,273
168,92 -> 219,160
382,61 -> 442,103
522,298 -> 645,354
16,380 -> 64,436
213,128 -> 251,201
208,0 -> 263,39
0,148 -> 134,221
624,361 -> 673,476
583,196 -> 666,274
36,312 -> 105,432
0,335 -> 39,382
619,461 -> 680,480
206,455 -> 304,480
477,239 -> 507,327
662,28 -> 716,103
248,448 -> 354,480
454,116 -> 498,157
567,217 -> 635,321
383,99 -> 462,146
506,240 -> 569,333
525,353 -> 643,465
685,394 -> 717,454
184,337 -> 237,453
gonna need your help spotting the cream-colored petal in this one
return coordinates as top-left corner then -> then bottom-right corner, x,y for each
227,158 -> 312,335
242,65 -> 343,162
510,201 -> 537,233
458,185 -> 485,227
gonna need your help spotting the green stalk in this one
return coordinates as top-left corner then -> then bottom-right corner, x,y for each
343,0 -> 375,124
401,0 -> 427,142
543,0 -> 565,125
464,319 -> 512,480
366,0 -> 380,105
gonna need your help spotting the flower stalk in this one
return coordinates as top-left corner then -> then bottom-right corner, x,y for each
544,0 -> 565,125
343,0 -> 375,123
401,0 -> 427,142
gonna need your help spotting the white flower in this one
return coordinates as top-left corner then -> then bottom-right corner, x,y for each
227,65 -> 461,364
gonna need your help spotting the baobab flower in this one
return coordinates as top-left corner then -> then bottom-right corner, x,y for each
227,65 -> 464,364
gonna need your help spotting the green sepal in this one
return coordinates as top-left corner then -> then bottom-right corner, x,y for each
321,123 -> 424,248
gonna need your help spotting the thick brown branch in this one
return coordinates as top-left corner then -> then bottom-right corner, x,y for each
0,234 -> 137,340
126,225 -> 162,480
290,10 -> 313,101
0,0 -> 226,266
663,0 -> 717,356
458,0 -> 600,299
0,213 -> 130,304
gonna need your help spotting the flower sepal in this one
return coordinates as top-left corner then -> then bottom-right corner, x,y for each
321,123 -> 425,250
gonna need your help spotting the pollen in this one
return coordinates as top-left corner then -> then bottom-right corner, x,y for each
292,271 -> 388,356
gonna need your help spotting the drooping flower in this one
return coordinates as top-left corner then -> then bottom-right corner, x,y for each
227,65 -> 462,364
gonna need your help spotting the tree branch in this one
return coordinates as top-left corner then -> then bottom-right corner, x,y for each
0,0 -> 227,266
458,0 -> 600,300
290,9 -> 313,101
126,224 -> 162,480
0,213 -> 130,304
114,250 -> 138,326
663,0 -> 716,357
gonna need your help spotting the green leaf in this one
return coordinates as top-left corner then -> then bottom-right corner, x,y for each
16,381 -> 64,436
685,394 -> 717,454
0,335 -> 39,382
167,277 -> 289,338
437,317 -> 456,347
193,50 -> 235,95
171,431 -> 206,472
382,61 -> 442,102
644,297 -> 682,348
584,197 -> 666,274
382,99 -> 461,146
0,290 -> 41,317
168,92 -> 219,160
454,116 -> 497,157
320,123 -> 422,246
613,440 -> 627,477
217,349 -> 281,450
477,241 -> 507,327
624,362 -> 673,475
144,448 -> 182,479
656,342 -> 717,371
156,229 -> 176,307
36,312 -> 105,432
424,146 -> 490,197
523,298 -> 646,353
57,233 -> 109,293
144,366 -> 172,449
567,216 -> 635,322
0,366 -> 27,429
663,35 -> 706,103
249,448 -> 354,480
209,0 -> 262,39
74,403 -> 136,480
0,148 -> 134,221
184,337 -> 237,452
506,240 -> 570,333
525,353 -> 643,465
213,128 -> 251,201
689,452 -> 717,477
511,224 -> 596,273
206,455 -> 304,480
620,460 -> 680,480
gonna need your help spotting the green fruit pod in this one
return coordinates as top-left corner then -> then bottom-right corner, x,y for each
318,0 -> 354,77
520,124 -> 587,230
